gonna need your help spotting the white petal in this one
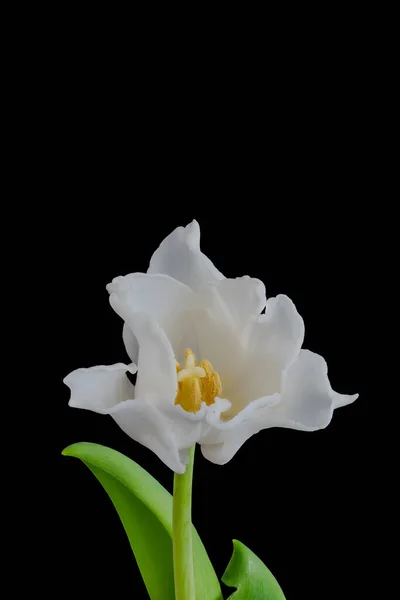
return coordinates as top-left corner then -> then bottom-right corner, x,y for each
194,295 -> 303,418
194,311 -> 247,401
65,363 -> 190,473
110,294 -> 178,402
148,220 -> 224,291
217,295 -> 304,414
112,396 -> 233,473
109,399 -> 187,473
192,312 -> 278,420
164,397 -> 231,444
200,394 -> 280,465
161,404 -> 212,454
107,273 -> 194,330
200,350 -> 358,465
268,350 -> 359,430
332,391 -> 359,409
107,273 -> 196,356
250,295 -> 304,368
199,276 -> 266,333
198,296 -> 304,417
122,323 -> 139,363
64,363 -> 137,413
201,438 -> 247,465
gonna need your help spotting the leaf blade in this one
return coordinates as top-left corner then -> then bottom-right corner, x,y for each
222,540 -> 286,600
86,462 -> 175,600
63,442 -> 222,600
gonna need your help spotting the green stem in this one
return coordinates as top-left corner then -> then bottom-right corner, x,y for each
173,444 -> 196,600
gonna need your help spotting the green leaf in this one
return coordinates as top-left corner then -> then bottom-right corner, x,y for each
222,540 -> 286,600
63,442 -> 222,600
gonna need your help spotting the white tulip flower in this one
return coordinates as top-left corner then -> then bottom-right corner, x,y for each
65,221 -> 358,473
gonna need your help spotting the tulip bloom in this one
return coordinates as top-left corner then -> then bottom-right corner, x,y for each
65,221 -> 357,473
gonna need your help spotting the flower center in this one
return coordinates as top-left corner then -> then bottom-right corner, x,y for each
175,348 -> 222,413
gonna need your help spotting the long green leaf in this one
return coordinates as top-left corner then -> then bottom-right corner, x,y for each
63,442 -> 222,600
222,540 -> 286,600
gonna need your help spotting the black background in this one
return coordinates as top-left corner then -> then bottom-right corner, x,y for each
38,54 -> 378,599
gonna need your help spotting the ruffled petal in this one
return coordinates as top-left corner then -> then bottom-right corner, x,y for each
64,363 -> 137,413
109,294 -> 178,403
199,276 -> 266,333
249,295 -> 304,368
107,273 -> 194,332
193,294 -> 304,418
122,323 -> 139,363
199,394 -> 280,465
331,390 -> 359,409
199,350 -> 358,465
270,350 -> 358,430
64,363 -> 193,473
148,220 -> 224,291
109,399 -> 188,473
107,273 -> 196,358
162,397 -> 232,451
113,397 -> 232,473
193,311 -> 247,401
111,395 -> 234,473
222,294 -> 304,415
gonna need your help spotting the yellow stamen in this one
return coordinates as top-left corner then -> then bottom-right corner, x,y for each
200,360 -> 222,406
175,349 -> 222,413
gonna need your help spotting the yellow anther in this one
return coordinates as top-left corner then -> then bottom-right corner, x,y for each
200,360 -> 222,406
175,349 -> 222,413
